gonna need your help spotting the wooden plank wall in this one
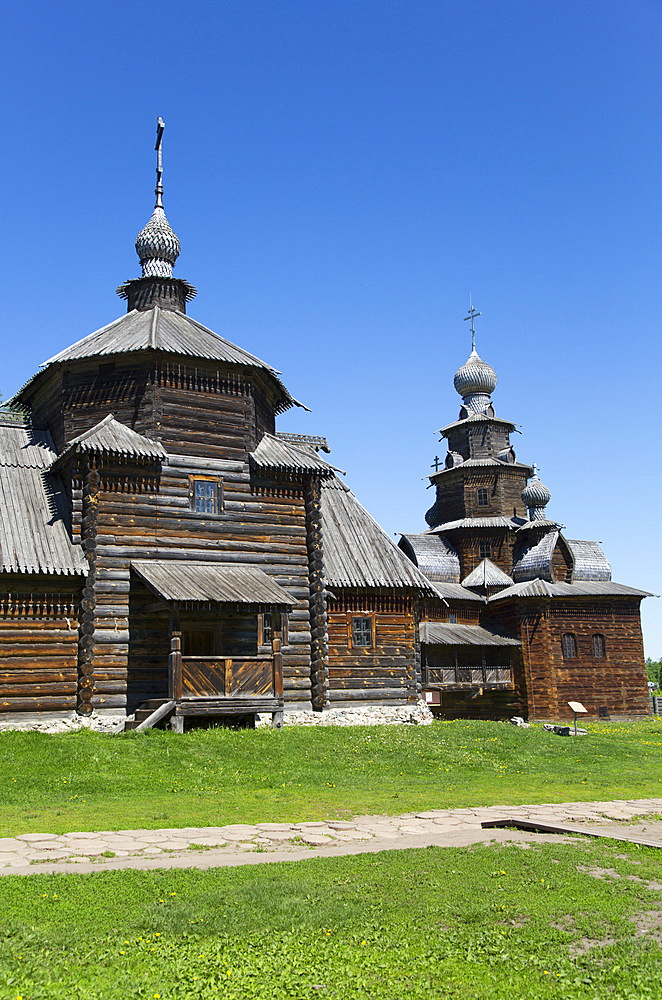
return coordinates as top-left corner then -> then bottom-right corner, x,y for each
546,599 -> 650,718
488,597 -> 651,720
327,591 -> 418,706
0,578 -> 81,714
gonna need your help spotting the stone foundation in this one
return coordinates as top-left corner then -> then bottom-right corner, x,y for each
258,701 -> 434,727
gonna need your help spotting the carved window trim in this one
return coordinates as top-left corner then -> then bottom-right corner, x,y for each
561,632 -> 578,660
348,614 -> 375,648
188,475 -> 224,515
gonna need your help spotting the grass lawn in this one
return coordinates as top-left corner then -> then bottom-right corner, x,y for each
1,719 -> 661,836
2,840 -> 662,999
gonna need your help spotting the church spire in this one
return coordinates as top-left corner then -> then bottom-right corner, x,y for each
117,118 -> 196,312
134,117 -> 181,279
453,302 -> 497,415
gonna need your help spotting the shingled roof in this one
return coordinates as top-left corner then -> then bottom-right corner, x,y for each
249,433 -> 335,478
565,539 -> 612,582
16,306 -> 305,415
512,529 -> 559,583
488,579 -> 654,602
57,414 -> 166,464
321,476 -> 436,593
398,533 -> 460,583
0,418 -> 87,576
462,558 -> 514,588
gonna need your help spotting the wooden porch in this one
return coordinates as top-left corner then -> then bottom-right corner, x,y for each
168,632 -> 284,731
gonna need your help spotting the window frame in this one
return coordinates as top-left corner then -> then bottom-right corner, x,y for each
561,632 -> 578,660
477,487 -> 489,507
348,614 -> 376,649
188,475 -> 224,516
592,633 -> 606,659
478,539 -> 491,560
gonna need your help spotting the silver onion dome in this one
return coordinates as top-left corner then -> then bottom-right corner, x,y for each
521,466 -> 551,520
454,348 -> 498,398
135,207 -> 181,278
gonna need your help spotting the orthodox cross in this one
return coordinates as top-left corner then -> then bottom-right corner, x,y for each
463,298 -> 481,352
532,461 -> 539,478
431,456 -> 441,472
154,116 -> 165,208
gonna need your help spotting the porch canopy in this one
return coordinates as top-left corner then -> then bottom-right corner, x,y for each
420,622 -> 521,647
132,560 -> 294,610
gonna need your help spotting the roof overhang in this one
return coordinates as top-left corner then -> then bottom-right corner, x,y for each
420,622 -> 521,646
132,561 -> 295,609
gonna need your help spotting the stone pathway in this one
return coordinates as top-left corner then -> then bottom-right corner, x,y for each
2,798 -> 661,877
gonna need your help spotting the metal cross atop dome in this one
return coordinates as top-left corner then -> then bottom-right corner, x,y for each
154,116 -> 165,209
463,298 -> 481,352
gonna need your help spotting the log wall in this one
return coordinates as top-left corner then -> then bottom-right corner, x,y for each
0,578 -> 82,714
327,591 -> 419,706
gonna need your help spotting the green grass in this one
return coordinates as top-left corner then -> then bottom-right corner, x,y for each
2,840 -> 662,998
1,719 -> 662,836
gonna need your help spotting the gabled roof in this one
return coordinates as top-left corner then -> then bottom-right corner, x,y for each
249,433 -> 335,477
132,561 -> 294,607
398,533 -> 460,583
462,558 -> 514,588
512,529 -> 559,583
0,419 -> 87,576
420,622 -> 521,647
17,306 -> 305,415
57,414 -> 166,464
488,579 -> 655,602
565,539 -> 611,582
321,476 -> 436,593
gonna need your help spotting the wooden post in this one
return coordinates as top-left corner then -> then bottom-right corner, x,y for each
169,610 -> 182,701
224,658 -> 232,697
272,635 -> 283,697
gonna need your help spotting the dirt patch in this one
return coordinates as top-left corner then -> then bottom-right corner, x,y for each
551,915 -> 576,931
577,865 -> 621,880
631,906 -> 662,946
569,935 -> 615,957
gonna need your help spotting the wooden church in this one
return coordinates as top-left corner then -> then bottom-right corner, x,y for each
398,311 -> 652,721
0,124 -> 652,728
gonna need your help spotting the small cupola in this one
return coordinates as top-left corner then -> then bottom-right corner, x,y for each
521,463 -> 552,520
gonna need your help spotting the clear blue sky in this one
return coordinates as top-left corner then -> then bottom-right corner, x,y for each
2,1 -> 660,655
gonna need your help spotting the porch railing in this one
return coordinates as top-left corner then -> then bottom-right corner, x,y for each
424,665 -> 513,689
169,635 -> 283,701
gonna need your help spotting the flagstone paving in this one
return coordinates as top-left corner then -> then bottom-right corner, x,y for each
1,798 -> 661,876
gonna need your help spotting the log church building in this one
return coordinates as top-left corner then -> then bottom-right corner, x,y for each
0,123 -> 652,729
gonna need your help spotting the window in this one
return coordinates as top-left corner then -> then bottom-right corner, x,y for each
477,487 -> 489,507
448,613 -> 457,624
352,616 -> 374,648
561,633 -> 578,660
262,613 -> 272,644
189,476 -> 223,515
592,633 -> 606,659
479,539 -> 491,559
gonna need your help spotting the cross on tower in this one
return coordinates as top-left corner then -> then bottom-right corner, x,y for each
463,298 -> 481,352
431,456 -> 441,472
154,116 -> 165,208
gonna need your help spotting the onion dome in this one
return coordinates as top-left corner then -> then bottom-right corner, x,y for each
135,207 -> 181,278
453,348 -> 498,414
521,464 -> 551,520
